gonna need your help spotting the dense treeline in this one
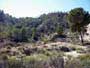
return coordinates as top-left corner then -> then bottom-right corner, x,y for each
0,10 -> 68,42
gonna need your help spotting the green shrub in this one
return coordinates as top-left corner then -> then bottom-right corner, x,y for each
23,54 -> 48,62
65,58 -> 83,68
78,54 -> 90,68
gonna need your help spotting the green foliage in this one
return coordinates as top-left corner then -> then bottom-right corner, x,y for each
65,58 -> 83,68
0,10 -> 68,42
0,8 -> 89,43
9,26 -> 29,42
30,28 -> 36,42
23,54 -> 48,62
67,8 -> 90,32
41,36 -> 49,44
56,25 -> 64,35
78,54 -> 90,61
67,8 -> 90,45
8,56 -> 17,62
78,54 -> 90,68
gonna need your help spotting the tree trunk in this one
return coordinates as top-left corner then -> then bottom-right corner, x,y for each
80,31 -> 84,45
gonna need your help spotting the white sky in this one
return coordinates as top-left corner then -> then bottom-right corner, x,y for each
1,0 -> 59,17
0,0 -> 90,18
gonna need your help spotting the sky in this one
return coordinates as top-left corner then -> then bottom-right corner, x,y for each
0,0 -> 90,17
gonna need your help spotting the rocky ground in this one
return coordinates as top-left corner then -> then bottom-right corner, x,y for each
0,41 -> 89,58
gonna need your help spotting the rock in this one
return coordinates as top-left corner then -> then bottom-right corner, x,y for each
60,46 -> 71,52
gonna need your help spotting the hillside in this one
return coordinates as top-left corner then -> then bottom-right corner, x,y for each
0,10 -> 68,42
0,8 -> 90,68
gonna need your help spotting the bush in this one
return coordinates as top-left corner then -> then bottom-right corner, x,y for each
49,56 -> 64,68
60,46 -> 71,52
0,54 -> 65,68
65,58 -> 83,68
78,54 -> 90,68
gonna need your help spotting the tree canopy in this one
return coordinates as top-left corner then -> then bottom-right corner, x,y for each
67,7 -> 90,45
0,10 -> 68,42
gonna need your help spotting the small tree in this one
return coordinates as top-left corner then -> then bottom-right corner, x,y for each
67,8 -> 90,45
56,25 -> 64,35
